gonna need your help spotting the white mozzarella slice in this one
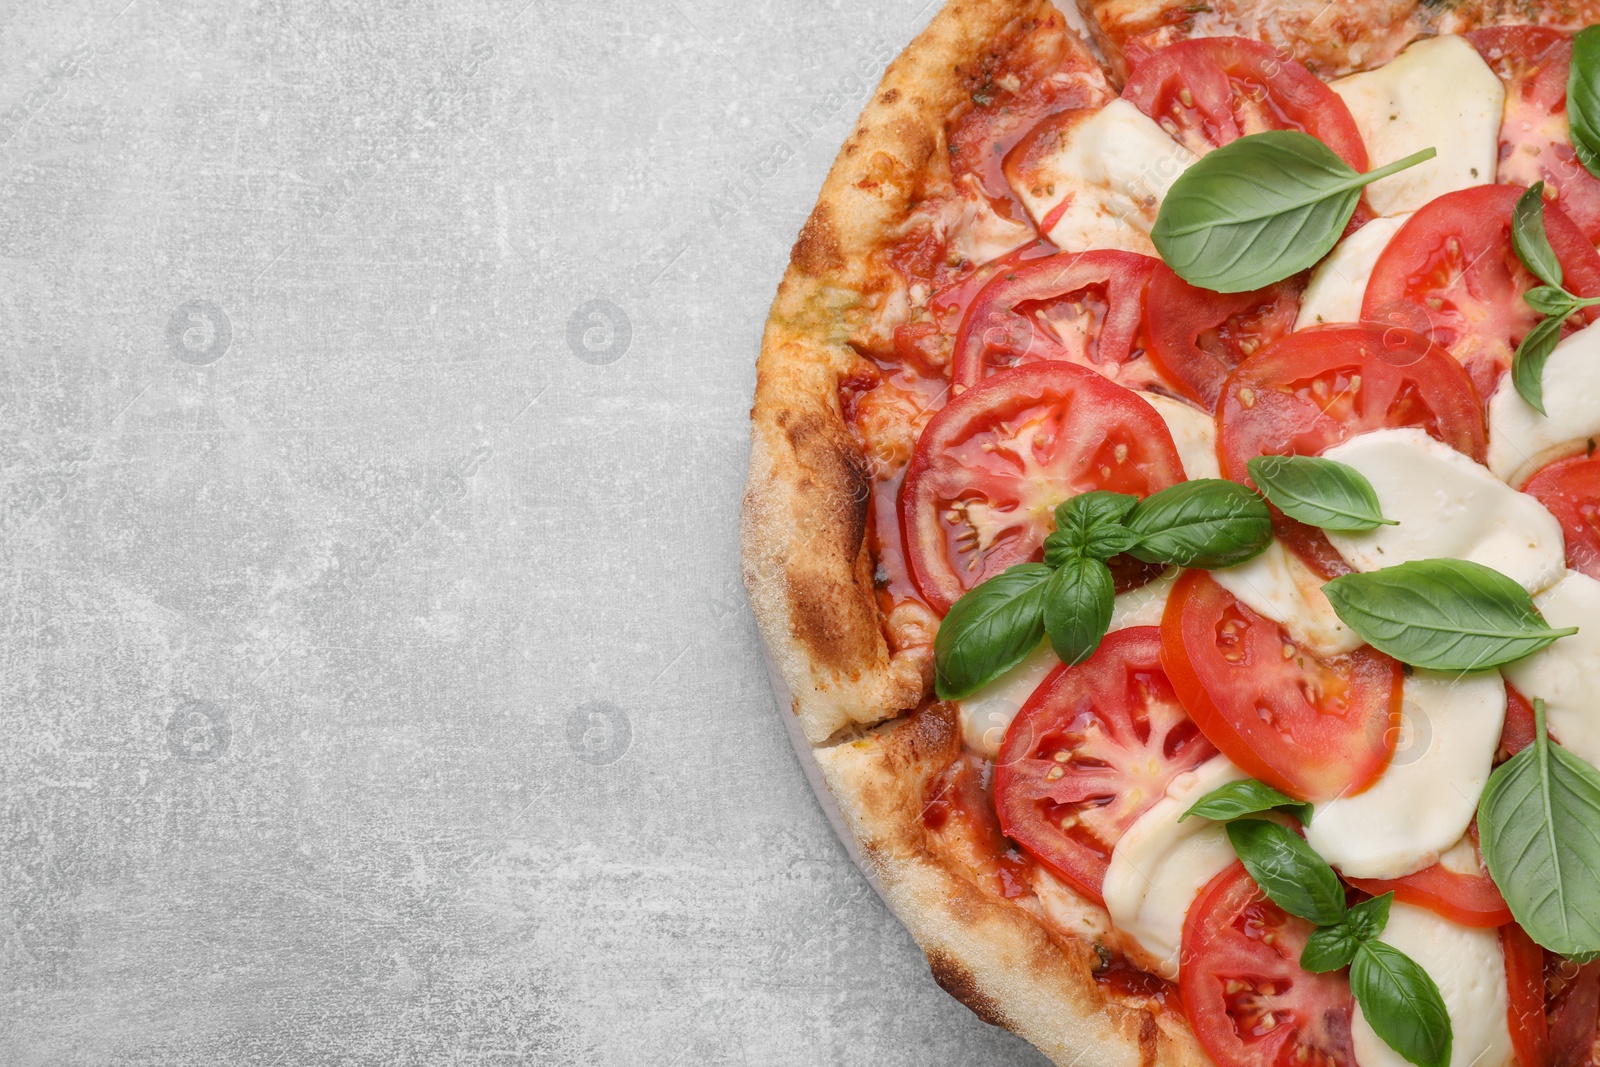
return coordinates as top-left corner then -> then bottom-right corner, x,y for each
1008,98 -> 1197,255
1210,539 -> 1364,656
1139,393 -> 1220,480
958,573 -> 1179,756
1351,903 -> 1513,1067
1305,669 -> 1504,880
1321,427 -> 1568,595
1103,755 -> 1246,979
1294,215 -> 1410,330
944,174 -> 1034,268
1488,319 -> 1600,486
1503,571 -> 1600,771
1331,35 -> 1502,217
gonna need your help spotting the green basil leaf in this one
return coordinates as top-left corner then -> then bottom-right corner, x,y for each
1512,312 -> 1567,417
1180,778 -> 1314,825
1301,923 -> 1360,974
1225,818 -> 1348,927
1152,130 -> 1435,293
1350,940 -> 1453,1067
1323,559 -> 1578,671
1569,26 -> 1600,180
1247,454 -> 1396,532
1478,700 -> 1600,962
1512,182 -> 1565,289
933,564 -> 1052,701
1346,892 -> 1394,943
1044,491 -> 1140,564
1042,556 -> 1115,667
1124,479 -> 1272,569
1524,285 -> 1577,319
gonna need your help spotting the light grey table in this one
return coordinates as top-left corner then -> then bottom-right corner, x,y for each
0,1 -> 1050,1062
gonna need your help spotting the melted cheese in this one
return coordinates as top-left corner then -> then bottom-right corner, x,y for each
1305,669 -> 1504,880
1138,393 -> 1220,480
1210,539 -> 1364,656
1322,428 -> 1568,595
1102,755 -> 1246,979
1488,319 -> 1600,486
1294,214 -> 1410,330
1503,571 -> 1600,771
1331,35 -> 1502,217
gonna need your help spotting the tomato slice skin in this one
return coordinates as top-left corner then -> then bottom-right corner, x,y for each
1144,264 -> 1302,410
951,250 -> 1160,389
1550,960 -> 1600,1067
1467,27 -> 1600,245
1344,828 -> 1511,928
995,626 -> 1215,904
902,361 -> 1185,614
1524,453 -> 1600,581
1181,862 -> 1358,1067
1160,570 -> 1401,801
1217,324 -> 1487,485
1121,36 -> 1368,170
1502,923 -> 1552,1067
1361,184 -> 1600,400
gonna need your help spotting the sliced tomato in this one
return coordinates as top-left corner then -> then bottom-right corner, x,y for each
1121,36 -> 1368,169
1525,452 -> 1600,581
1549,960 -> 1600,1067
1181,862 -> 1358,1067
1344,828 -> 1511,928
1503,683 -> 1541,762
1468,27 -> 1600,244
902,361 -> 1185,614
1503,923 -> 1552,1067
1361,184 -> 1600,399
1217,324 -> 1487,485
994,627 -> 1215,903
1145,264 -> 1302,409
951,250 -> 1160,389
1160,570 -> 1401,801
890,239 -> 1060,372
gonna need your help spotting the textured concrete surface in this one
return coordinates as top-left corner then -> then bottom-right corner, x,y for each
0,1 -> 1049,1063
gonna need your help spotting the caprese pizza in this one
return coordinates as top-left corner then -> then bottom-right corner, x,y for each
741,4 -> 1600,1067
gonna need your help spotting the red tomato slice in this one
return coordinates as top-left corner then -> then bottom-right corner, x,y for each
1160,571 -> 1401,801
1525,452 -> 1600,580
1502,923 -> 1552,1067
994,626 -> 1215,903
1468,27 -> 1600,244
1181,862 -> 1358,1067
892,240 -> 1060,372
1121,37 -> 1368,170
1217,324 -> 1487,485
1550,960 -> 1600,1067
902,362 -> 1186,614
1502,683 -> 1541,762
951,250 -> 1159,389
1361,184 -> 1600,399
1344,827 -> 1511,928
1145,264 -> 1302,409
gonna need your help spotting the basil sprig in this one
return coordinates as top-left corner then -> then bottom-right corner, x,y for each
1218,818 -> 1452,1067
1180,778 -> 1313,826
1247,455 -> 1396,532
934,481 -> 1272,699
1152,131 -> 1435,292
1323,559 -> 1577,671
1478,699 -> 1600,962
1509,182 -> 1600,414
1569,26 -> 1600,179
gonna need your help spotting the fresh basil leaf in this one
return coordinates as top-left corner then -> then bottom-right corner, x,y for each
1225,818 -> 1348,927
933,564 -> 1052,701
1152,130 -> 1435,293
1569,26 -> 1600,180
1180,778 -> 1313,825
1478,699 -> 1600,962
1044,491 -> 1140,564
1042,556 -> 1115,667
1512,182 -> 1565,289
1124,479 -> 1272,569
1524,285 -> 1577,319
1247,454 -> 1396,532
1513,313 -> 1567,417
1350,940 -> 1453,1067
1301,923 -> 1359,973
1346,892 -> 1394,943
1323,559 -> 1578,671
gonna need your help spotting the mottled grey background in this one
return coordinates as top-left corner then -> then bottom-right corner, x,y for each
0,1 -> 1050,1062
